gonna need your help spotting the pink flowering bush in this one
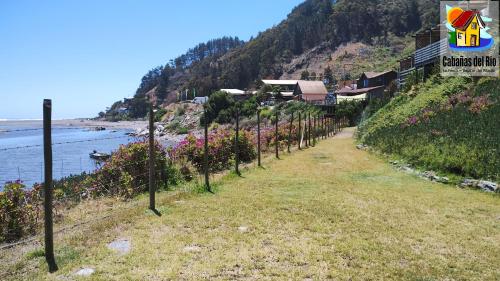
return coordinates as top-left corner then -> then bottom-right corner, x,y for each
0,181 -> 41,243
170,129 -> 256,172
359,76 -> 499,181
84,141 -> 168,198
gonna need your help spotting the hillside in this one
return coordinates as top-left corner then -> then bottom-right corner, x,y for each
358,77 -> 500,182
104,0 -> 439,119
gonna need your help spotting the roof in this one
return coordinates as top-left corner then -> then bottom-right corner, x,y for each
220,89 -> 246,95
296,81 -> 328,95
362,70 -> 396,79
336,86 -> 384,96
452,10 -> 485,31
262,79 -> 298,86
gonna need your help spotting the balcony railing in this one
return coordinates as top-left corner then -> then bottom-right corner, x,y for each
415,39 -> 447,67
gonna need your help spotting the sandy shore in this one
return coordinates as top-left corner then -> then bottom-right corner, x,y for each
53,119 -> 149,130
0,119 -> 148,131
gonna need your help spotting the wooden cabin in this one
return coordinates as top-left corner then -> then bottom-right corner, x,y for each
293,81 -> 328,103
357,71 -> 397,89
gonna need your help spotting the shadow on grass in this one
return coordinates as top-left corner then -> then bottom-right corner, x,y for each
149,208 -> 162,217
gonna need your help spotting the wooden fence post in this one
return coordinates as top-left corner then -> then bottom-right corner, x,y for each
148,105 -> 155,210
323,115 -> 326,139
287,112 -> 293,153
43,99 -> 58,273
304,113 -> 308,148
298,112 -> 301,150
235,108 -> 240,175
204,107 -> 210,191
257,109 -> 261,167
312,115 -> 316,146
307,112 -> 312,146
275,110 -> 279,159
326,117 -> 329,137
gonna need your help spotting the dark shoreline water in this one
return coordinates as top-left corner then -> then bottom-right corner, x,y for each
0,121 -> 137,189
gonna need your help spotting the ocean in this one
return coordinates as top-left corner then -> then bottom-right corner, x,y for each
0,120 -> 139,189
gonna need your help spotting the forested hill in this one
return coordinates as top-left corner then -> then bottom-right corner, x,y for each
104,0 -> 439,119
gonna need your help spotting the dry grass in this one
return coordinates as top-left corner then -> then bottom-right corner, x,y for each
1,128 -> 499,280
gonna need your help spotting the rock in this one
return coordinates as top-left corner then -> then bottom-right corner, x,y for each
478,180 -> 498,192
437,177 -> 449,184
356,144 -> 368,150
460,179 -> 498,192
460,178 -> 479,188
183,245 -> 201,253
238,226 -> 249,233
74,268 -> 95,276
107,239 -> 131,255
401,166 -> 415,173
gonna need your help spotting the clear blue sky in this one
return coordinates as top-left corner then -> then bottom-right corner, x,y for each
0,0 -> 303,120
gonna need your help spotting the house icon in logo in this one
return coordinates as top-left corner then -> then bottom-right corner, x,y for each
451,9 -> 485,47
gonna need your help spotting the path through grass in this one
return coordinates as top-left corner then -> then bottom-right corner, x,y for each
2,128 -> 499,280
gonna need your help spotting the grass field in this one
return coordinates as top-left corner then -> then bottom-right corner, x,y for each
1,128 -> 499,280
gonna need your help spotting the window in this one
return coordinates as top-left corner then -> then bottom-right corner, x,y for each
472,23 -> 477,29
458,33 -> 463,39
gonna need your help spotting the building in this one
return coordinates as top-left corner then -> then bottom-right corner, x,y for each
335,85 -> 385,102
398,26 -> 446,88
192,96 -> 208,104
262,80 -> 298,100
293,81 -> 328,103
452,10 -> 484,47
220,89 -> 252,101
357,71 -> 397,89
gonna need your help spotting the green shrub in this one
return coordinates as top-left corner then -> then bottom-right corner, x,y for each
154,108 -> 168,122
0,181 -> 41,243
336,100 -> 365,126
358,76 -> 499,181
84,141 -> 169,198
177,127 -> 189,134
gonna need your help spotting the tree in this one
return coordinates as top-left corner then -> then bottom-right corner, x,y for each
301,70 -> 310,80
202,91 -> 236,124
323,66 -> 334,85
271,85 -> 283,101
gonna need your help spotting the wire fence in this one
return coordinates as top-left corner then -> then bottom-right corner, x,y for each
0,99 -> 348,273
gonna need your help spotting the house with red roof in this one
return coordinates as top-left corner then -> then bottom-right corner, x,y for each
452,10 -> 485,47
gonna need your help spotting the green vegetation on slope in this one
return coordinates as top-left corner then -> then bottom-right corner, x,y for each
358,77 -> 500,181
2,129 -> 498,280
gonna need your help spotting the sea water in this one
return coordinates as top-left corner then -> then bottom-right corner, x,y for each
0,120 -> 137,189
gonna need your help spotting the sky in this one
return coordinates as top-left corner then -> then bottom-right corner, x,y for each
0,0 -> 304,120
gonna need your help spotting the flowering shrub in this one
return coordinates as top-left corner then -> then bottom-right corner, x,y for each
84,141 -> 168,198
0,181 -> 41,243
259,123 -> 299,152
170,129 -> 256,172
